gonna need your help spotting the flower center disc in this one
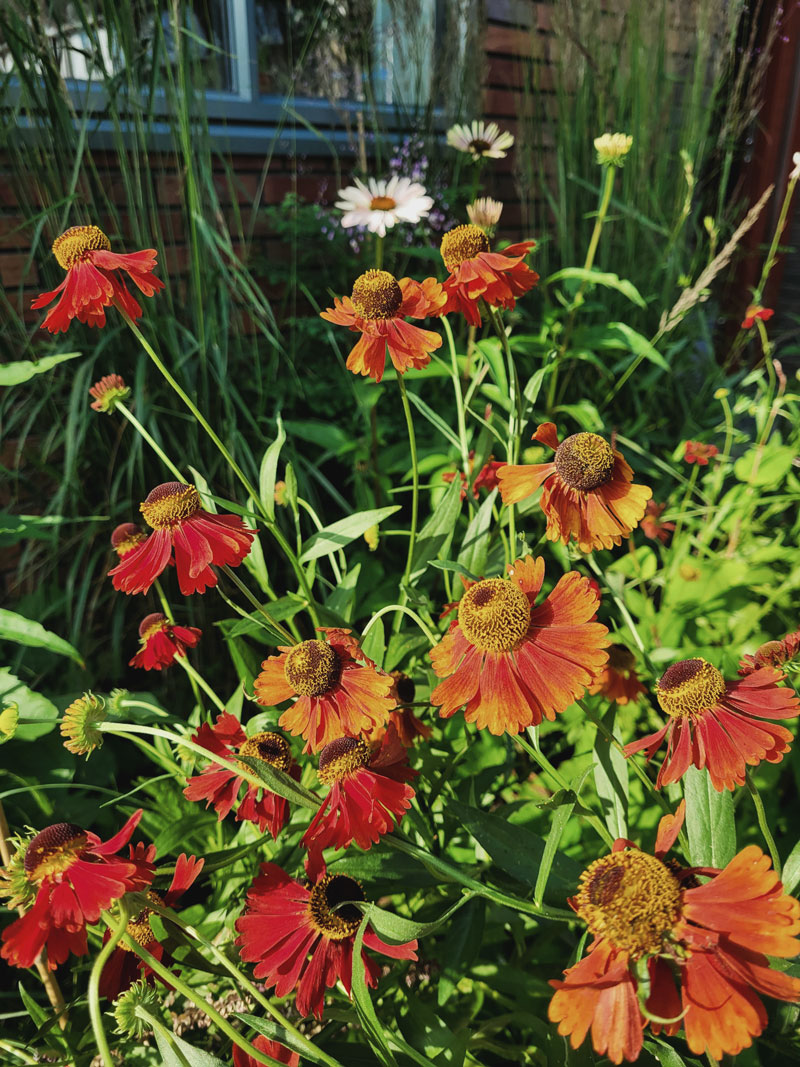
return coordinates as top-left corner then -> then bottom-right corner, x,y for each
308,874 -> 365,940
575,850 -> 682,958
284,640 -> 340,697
123,890 -> 165,951
554,433 -> 615,491
238,731 -> 292,772
139,613 -> 169,640
24,823 -> 88,883
52,225 -> 111,269
317,736 -> 370,785
139,483 -> 201,530
350,269 -> 403,320
369,196 -> 397,211
656,658 -> 725,718
458,578 -> 531,652
111,523 -> 147,556
440,224 -> 491,271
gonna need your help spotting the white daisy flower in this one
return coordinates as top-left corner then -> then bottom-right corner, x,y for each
467,197 -> 503,232
335,176 -> 434,237
446,121 -> 515,161
791,151 -> 800,181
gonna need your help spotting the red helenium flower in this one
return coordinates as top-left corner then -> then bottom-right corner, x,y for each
742,304 -> 774,329
129,613 -> 202,671
640,500 -> 676,544
32,225 -> 164,333
110,522 -> 147,559
233,1035 -> 299,1067
443,452 -> 504,500
1,812 -> 152,970
99,848 -> 204,999
320,270 -> 446,383
235,863 -> 417,1019
302,730 -> 416,860
588,644 -> 646,706
548,801 -> 800,1063
739,629 -> 800,676
439,224 -> 538,326
683,440 -> 719,465
183,712 -> 298,839
624,658 -> 800,790
108,482 -> 256,596
253,628 -> 395,753
429,555 -> 609,735
498,423 -> 652,553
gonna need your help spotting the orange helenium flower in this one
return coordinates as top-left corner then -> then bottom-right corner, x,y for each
589,644 -> 645,706
497,423 -> 652,552
429,556 -> 609,735
89,373 -> 129,413
253,628 -> 395,753
548,801 -> 800,1063
624,658 -> 800,791
742,304 -> 774,329
110,522 -> 147,559
320,269 -> 445,383
439,224 -> 538,326
739,629 -> 800,676
32,225 -> 164,333
366,672 -> 432,747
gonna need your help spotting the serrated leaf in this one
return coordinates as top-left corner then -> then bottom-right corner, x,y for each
299,506 -> 400,563
683,765 -> 735,867
259,415 -> 286,521
0,351 -> 81,385
0,609 -> 84,665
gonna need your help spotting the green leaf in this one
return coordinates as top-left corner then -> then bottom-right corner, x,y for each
0,609 -> 84,666
361,616 -> 386,669
683,765 -> 736,867
404,388 -> 462,449
546,267 -> 646,308
437,897 -> 485,1006
325,562 -> 360,621
0,351 -> 81,386
734,443 -> 795,486
782,840 -> 800,896
351,916 -> 399,1067
607,322 -> 669,371
236,754 -> 319,810
0,670 -> 58,741
299,506 -> 400,563
357,893 -> 476,944
457,489 -> 496,577
259,415 -> 286,521
153,1023 -> 228,1067
235,1014 -> 332,1066
535,771 -> 590,905
429,559 -> 479,581
592,708 -> 629,838
408,477 -> 462,584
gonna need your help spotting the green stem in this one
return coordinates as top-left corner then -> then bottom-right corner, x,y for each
88,900 -> 129,1067
117,404 -> 186,482
395,369 -> 419,599
487,306 -> 521,560
222,565 -> 298,644
374,233 -> 384,270
175,656 -> 225,711
745,771 -> 781,876
442,314 -> 472,491
361,603 -> 438,646
754,171 -> 800,300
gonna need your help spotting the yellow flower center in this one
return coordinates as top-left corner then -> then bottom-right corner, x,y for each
656,658 -> 725,719
307,874 -> 365,940
139,613 -> 169,641
458,578 -> 531,652
350,270 -> 403,320
139,483 -> 201,530
575,850 -> 682,958
440,224 -> 491,271
317,736 -> 371,785
369,196 -> 397,211
554,432 -> 615,491
111,524 -> 147,557
24,823 -> 88,884
607,645 -> 636,672
284,640 -> 341,697
122,890 -> 165,951
52,225 -> 111,270
237,731 -> 293,773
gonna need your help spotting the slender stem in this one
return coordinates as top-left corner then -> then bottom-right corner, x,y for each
374,233 -> 384,270
175,657 -> 225,711
754,171 -> 799,300
745,771 -> 781,875
222,565 -> 298,644
666,463 -> 700,580
442,315 -> 472,489
89,901 -> 129,1066
395,369 -> 419,596
487,307 -> 521,559
116,404 -> 186,482
361,603 -> 438,646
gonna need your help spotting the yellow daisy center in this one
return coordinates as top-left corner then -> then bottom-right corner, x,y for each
24,823 -> 88,884
458,578 -> 531,652
607,645 -> 636,672
237,731 -> 293,773
575,850 -> 682,958
350,270 -> 403,320
554,432 -> 615,491
122,890 -> 165,951
284,640 -> 341,697
139,483 -> 201,530
111,524 -> 147,556
656,658 -> 725,719
307,874 -> 365,940
317,736 -> 371,785
369,195 -> 397,211
52,225 -> 111,270
440,224 -> 491,271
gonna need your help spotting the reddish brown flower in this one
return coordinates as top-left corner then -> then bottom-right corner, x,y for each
235,863 -> 417,1019
439,224 -> 538,326
429,555 -> 609,735
683,440 -> 719,466
253,628 -> 395,753
548,801 -> 800,1063
1,812 -> 152,970
183,712 -> 298,839
443,452 -> 504,500
320,270 -> 445,383
129,613 -> 201,671
32,225 -> 164,333
108,482 -> 256,596
588,644 -> 645,706
99,849 -> 203,999
640,500 -> 676,544
110,522 -> 147,559
89,374 -> 130,413
624,659 -> 800,791
739,629 -> 800,675
498,423 -> 652,553
742,304 -> 774,329
233,1036 -> 299,1067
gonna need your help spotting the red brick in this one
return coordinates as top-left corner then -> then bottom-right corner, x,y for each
1,253 -> 38,287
